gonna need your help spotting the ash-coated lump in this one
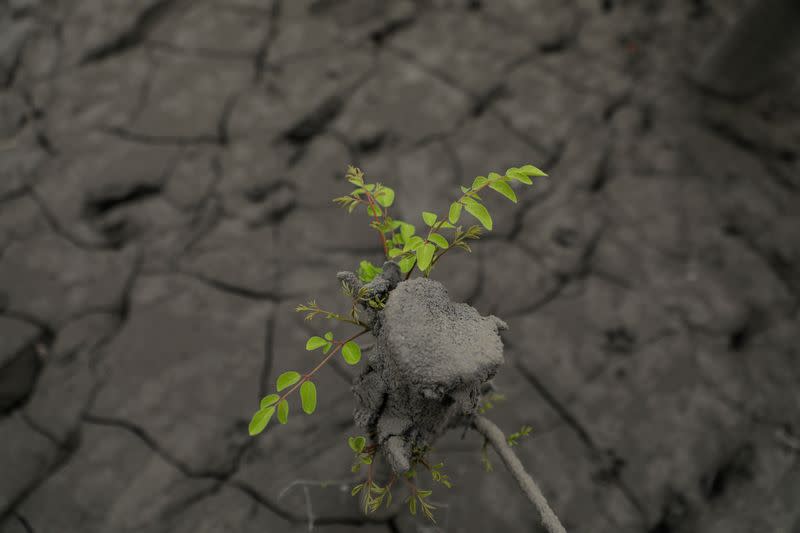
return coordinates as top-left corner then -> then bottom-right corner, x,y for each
350,275 -> 507,473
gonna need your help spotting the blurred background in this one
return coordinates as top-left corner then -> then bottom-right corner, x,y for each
1,0 -> 798,532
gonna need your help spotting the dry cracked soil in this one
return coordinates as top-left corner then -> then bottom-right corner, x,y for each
1,1 -> 799,532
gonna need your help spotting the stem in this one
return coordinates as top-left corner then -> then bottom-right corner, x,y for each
472,415 -> 567,533
413,175 -> 501,280
362,190 -> 389,258
277,328 -> 371,404
297,304 -> 368,328
429,243 -> 454,269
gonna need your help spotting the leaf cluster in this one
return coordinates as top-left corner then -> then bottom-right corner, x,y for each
506,425 -> 533,447
477,392 -> 507,414
248,333 -> 364,436
352,479 -> 394,514
406,489 -> 437,523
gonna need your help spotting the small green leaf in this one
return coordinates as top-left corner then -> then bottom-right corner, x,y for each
399,222 -> 416,241
277,399 -> 289,424
428,233 -> 449,249
357,260 -> 382,283
489,180 -> 517,202
463,200 -> 493,230
324,331 -> 333,341
351,484 -> 364,496
416,242 -> 436,271
460,185 -> 470,194
448,202 -> 462,224
349,436 -> 366,453
439,220 -> 456,229
409,497 -> 417,515
323,341 -> 333,354
388,247 -> 403,258
506,168 -> 532,184
342,341 -> 362,365
422,212 -> 437,226
472,176 -> 488,189
306,336 -> 327,351
375,186 -> 395,207
367,204 -> 382,217
260,394 -> 280,409
403,235 -> 425,252
398,255 -> 416,273
520,164 -> 547,177
276,371 -> 301,392
300,381 -> 317,414
248,406 -> 275,435
487,171 -> 503,181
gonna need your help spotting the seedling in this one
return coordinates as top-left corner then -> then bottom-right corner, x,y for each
247,164 -> 566,533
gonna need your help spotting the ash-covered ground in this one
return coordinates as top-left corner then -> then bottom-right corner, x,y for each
1,1 -> 799,532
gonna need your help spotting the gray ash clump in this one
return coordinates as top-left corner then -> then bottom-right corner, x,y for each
339,262 -> 507,473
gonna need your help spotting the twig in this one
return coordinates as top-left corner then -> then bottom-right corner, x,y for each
276,478 -> 356,500
472,415 -> 567,533
302,485 -> 315,532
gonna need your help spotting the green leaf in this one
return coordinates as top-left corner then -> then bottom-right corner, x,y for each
428,233 -> 449,249
248,406 -> 275,435
306,336 -> 327,351
388,247 -> 403,258
324,331 -> 333,341
399,222 -> 416,241
342,341 -> 362,365
472,176 -> 488,189
357,260 -> 382,283
506,168 -> 532,184
398,255 -> 416,274
422,212 -> 437,226
409,496 -> 417,515
463,201 -> 493,230
367,204 -> 382,217
276,371 -> 301,392
300,381 -> 317,414
448,202 -> 462,224
403,235 -> 425,252
460,185 -> 470,194
375,186 -> 395,207
489,180 -> 517,203
520,164 -> 547,177
260,394 -> 280,409
351,484 -> 364,496
323,341 -> 333,354
487,171 -> 503,181
416,242 -> 436,271
349,436 -> 366,453
439,220 -> 455,229
277,399 -> 289,424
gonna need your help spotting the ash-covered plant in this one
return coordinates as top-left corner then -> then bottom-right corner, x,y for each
247,164 -> 566,533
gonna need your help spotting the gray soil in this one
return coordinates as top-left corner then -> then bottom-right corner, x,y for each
347,267 -> 507,472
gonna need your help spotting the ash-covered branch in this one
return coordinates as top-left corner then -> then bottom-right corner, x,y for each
472,415 -> 567,533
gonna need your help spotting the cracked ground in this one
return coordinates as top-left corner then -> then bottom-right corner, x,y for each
1,0 -> 799,532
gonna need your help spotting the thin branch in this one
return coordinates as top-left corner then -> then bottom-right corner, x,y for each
472,415 -> 567,533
